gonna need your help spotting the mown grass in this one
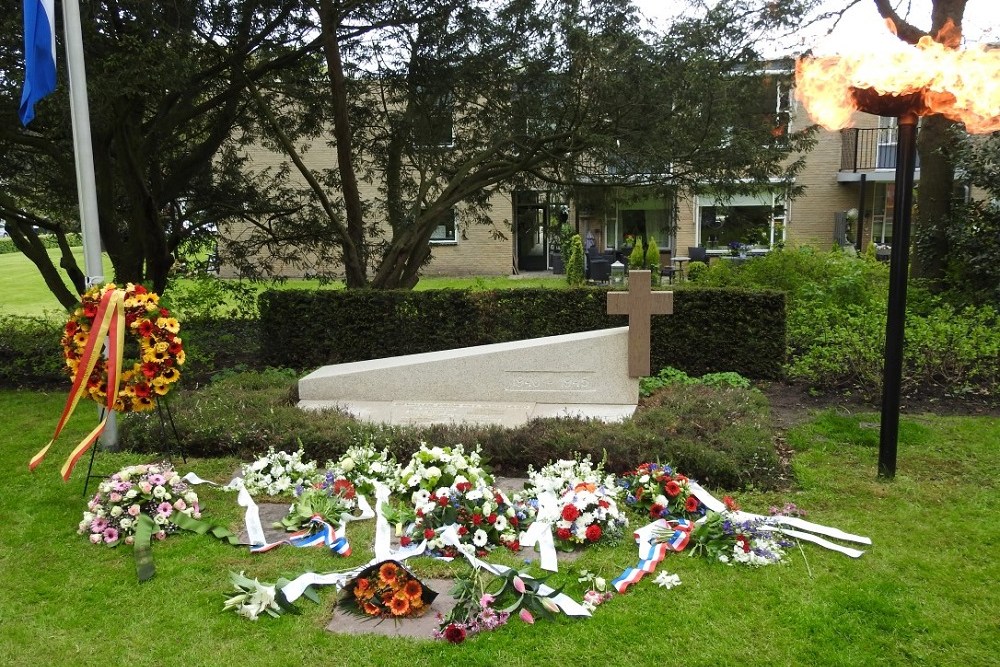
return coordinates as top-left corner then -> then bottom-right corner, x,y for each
2,389 -> 997,666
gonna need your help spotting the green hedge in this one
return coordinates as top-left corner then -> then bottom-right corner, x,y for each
0,314 -> 260,389
259,286 -> 787,379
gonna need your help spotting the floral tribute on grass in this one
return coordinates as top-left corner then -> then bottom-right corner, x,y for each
407,481 -> 536,557
326,440 -> 401,498
62,282 -> 184,413
618,462 -> 706,522
232,445 -> 322,497
223,571 -> 315,621
80,462 -> 239,581
525,457 -> 627,551
340,560 -> 437,620
31,282 -> 184,481
395,443 -> 492,495
276,474 -> 359,533
80,462 -> 200,546
682,510 -> 794,567
434,564 -> 566,644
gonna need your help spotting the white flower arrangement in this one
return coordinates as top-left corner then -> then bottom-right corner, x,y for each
326,441 -> 401,497
396,443 -> 492,495
233,445 -> 322,497
551,483 -> 628,548
79,462 -> 200,546
525,455 -> 620,499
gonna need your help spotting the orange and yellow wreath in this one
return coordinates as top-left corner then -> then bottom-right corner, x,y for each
30,283 -> 185,481
62,283 -> 184,413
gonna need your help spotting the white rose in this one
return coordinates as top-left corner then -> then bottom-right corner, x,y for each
482,501 -> 493,516
425,466 -> 441,481
184,491 -> 198,504
250,459 -> 267,472
119,518 -> 133,530
340,457 -> 356,473
125,489 -> 138,499
110,506 -> 123,517
153,485 -> 168,499
154,514 -> 169,525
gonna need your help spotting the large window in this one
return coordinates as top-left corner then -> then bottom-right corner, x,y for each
697,192 -> 786,250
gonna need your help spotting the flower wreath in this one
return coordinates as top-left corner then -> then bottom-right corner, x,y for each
62,283 -> 184,413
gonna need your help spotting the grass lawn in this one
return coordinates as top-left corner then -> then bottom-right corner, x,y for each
2,389 -> 997,666
0,247 -> 565,318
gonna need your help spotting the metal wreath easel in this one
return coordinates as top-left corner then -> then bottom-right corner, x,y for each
81,397 -> 186,497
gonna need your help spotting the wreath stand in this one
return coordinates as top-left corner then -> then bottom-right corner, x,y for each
81,398 -> 186,497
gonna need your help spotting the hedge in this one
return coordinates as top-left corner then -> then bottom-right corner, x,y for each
0,233 -> 82,255
259,286 -> 786,380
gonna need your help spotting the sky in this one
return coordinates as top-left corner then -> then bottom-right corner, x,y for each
632,1 -> 999,55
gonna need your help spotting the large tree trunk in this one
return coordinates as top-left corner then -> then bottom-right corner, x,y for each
911,114 -> 956,281
319,0 -> 368,288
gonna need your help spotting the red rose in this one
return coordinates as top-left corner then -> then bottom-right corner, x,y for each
400,536 -> 412,547
159,307 -> 168,317
437,495 -> 449,506
685,496 -> 699,513
506,540 -> 521,552
556,528 -> 572,541
423,528 -> 436,540
736,535 -> 750,553
509,516 -> 519,527
472,513 -> 482,526
415,508 -> 423,517
585,524 -> 602,542
443,624 -> 466,644
495,493 -> 505,504
457,525 -> 468,536
487,513 -> 497,524
598,499 -> 610,509
665,481 -> 682,497
561,504 -> 580,522
456,481 -> 472,493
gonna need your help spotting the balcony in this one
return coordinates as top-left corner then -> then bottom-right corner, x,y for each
838,127 -> 920,182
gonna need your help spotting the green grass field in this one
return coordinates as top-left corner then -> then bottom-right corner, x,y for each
2,389 -> 997,666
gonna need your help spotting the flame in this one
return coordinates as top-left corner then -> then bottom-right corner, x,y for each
795,26 -> 1000,133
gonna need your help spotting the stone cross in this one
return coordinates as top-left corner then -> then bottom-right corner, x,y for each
606,270 -> 673,377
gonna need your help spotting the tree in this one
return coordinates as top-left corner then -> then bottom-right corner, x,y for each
566,234 -> 585,286
223,0 -> 817,288
0,1 -> 321,310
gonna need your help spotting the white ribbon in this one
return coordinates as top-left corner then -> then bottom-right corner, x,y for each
181,472 -> 268,546
688,481 -> 871,557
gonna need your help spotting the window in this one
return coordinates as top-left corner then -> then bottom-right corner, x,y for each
428,208 -> 457,244
697,192 -> 785,250
413,89 -> 454,147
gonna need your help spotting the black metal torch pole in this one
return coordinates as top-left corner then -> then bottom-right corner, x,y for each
878,112 -> 919,479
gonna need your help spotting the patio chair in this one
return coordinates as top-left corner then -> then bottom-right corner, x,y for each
688,246 -> 708,263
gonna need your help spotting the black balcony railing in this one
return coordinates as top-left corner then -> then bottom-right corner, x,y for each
840,127 -> 920,172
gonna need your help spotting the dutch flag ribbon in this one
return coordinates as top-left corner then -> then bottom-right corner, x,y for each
612,518 -> 692,594
250,515 -> 351,556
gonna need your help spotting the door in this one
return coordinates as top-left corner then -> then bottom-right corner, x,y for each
516,205 -> 548,271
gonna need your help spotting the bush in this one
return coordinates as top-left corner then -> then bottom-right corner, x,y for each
120,371 -> 781,490
628,238 -> 645,270
566,234 -> 585,287
685,260 -> 708,282
260,287 -> 787,380
0,233 -> 81,255
640,366 -> 752,397
0,316 -> 65,387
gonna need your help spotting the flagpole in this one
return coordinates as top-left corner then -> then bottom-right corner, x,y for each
62,0 -> 117,448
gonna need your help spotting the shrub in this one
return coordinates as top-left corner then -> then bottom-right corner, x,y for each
640,366 -> 752,397
685,260 -> 708,282
628,238 -> 645,270
645,236 -> 660,278
566,234 -> 585,287
0,316 -> 65,387
0,233 -> 81,255
120,371 -> 781,490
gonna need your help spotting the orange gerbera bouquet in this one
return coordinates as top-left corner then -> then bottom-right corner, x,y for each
341,560 -> 437,620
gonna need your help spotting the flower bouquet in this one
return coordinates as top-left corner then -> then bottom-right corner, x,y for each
79,462 -> 200,546
552,483 -> 628,550
341,561 -> 437,620
526,455 -> 619,498
396,442 -> 492,495
675,510 -> 793,566
235,445 -> 322,497
618,462 -> 706,521
326,440 -> 400,497
276,474 -> 359,532
407,481 -> 535,557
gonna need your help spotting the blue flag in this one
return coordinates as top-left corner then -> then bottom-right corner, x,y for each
19,0 -> 57,126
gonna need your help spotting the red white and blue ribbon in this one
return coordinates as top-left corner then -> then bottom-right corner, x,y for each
612,518 -> 692,594
249,515 -> 351,556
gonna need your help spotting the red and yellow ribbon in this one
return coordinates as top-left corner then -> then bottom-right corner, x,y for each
29,287 -> 126,481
